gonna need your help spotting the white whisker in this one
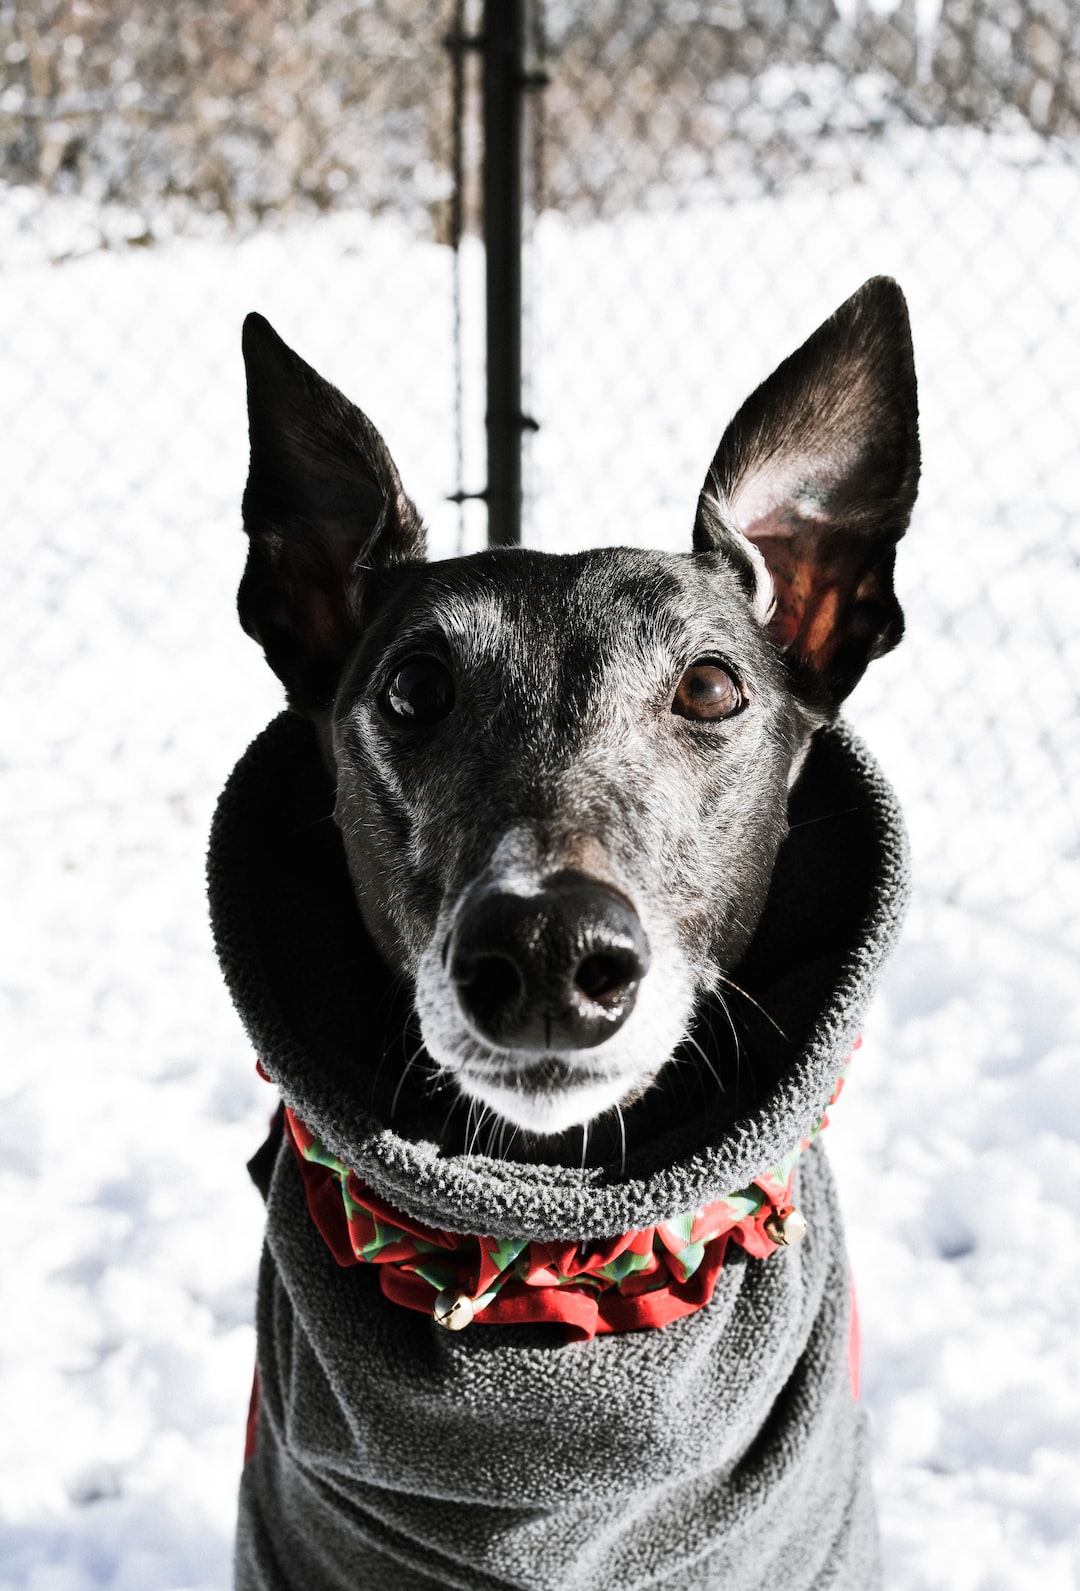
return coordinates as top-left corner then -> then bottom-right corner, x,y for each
715,972 -> 788,1040
681,1029 -> 726,1095
390,1040 -> 427,1119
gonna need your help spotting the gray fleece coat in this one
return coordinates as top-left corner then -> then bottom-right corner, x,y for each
209,710 -> 908,1591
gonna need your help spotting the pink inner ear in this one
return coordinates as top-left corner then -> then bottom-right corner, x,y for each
751,529 -> 846,670
294,518 -> 378,660
731,455 -> 837,537
735,495 -> 856,675
301,586 -> 347,656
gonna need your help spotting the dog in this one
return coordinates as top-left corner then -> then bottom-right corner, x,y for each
215,276 -> 919,1590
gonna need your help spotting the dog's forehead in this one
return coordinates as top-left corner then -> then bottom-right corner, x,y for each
371,547 -> 755,663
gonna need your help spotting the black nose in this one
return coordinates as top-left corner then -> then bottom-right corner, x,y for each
448,874 -> 650,1051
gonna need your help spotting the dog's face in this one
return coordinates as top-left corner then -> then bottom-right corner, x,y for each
238,279 -> 919,1142
329,546 -> 809,1135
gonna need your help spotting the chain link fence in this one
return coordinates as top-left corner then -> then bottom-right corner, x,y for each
3,0 -> 1078,1008
522,0 -> 1080,957
0,0 -> 456,230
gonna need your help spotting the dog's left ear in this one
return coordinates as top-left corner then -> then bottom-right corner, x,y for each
694,276 -> 920,709
239,313 -> 425,709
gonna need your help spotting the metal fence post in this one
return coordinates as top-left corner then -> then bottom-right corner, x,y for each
482,0 -> 526,547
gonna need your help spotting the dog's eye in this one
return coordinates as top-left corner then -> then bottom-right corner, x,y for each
384,656 -> 455,724
672,660 -> 743,722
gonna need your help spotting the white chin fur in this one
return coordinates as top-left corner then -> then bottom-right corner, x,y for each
456,1068 -> 644,1135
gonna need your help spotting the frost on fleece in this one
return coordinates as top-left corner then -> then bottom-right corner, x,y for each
208,710 -> 910,1591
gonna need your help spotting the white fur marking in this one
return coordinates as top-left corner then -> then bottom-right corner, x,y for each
702,492 -> 776,626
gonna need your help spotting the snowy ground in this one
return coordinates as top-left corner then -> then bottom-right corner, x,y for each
2,121 -> 1079,1589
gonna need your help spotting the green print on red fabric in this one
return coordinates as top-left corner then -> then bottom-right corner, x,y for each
285,1047 -> 854,1342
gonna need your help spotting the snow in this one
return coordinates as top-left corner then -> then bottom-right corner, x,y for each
2,120 -> 1079,1589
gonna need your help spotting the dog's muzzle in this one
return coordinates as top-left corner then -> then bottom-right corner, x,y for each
447,873 -> 650,1053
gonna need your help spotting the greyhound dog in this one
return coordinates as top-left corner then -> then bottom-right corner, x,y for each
220,276 -> 919,1590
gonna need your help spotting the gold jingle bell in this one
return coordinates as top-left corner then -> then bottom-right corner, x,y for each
764,1206 -> 809,1247
433,1291 -> 475,1331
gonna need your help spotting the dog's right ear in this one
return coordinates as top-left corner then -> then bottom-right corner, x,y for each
239,313 -> 425,709
694,277 -> 919,710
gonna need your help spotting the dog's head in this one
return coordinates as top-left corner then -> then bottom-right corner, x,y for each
238,279 -> 918,1144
